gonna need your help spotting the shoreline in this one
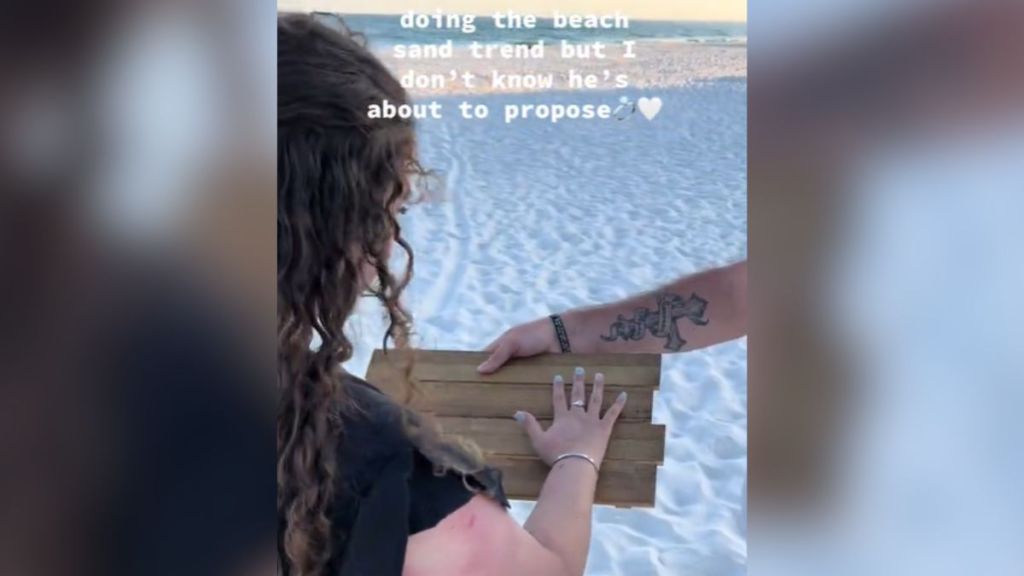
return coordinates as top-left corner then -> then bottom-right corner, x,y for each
372,38 -> 748,49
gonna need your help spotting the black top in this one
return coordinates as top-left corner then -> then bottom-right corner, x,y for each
329,377 -> 510,576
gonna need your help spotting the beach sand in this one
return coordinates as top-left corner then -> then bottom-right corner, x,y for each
346,43 -> 747,576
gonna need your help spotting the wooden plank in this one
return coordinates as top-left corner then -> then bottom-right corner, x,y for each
489,456 -> 658,507
403,349 -> 662,368
440,417 -> 665,462
384,381 -> 654,422
438,417 -> 663,441
367,349 -> 661,388
365,349 -> 665,507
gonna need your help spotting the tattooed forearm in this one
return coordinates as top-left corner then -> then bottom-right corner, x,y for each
600,293 -> 710,351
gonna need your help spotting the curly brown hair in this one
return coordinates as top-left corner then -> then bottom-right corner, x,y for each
276,13 -> 419,576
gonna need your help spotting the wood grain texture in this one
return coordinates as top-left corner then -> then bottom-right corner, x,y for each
365,349 -> 665,507
391,381 -> 655,422
489,456 -> 659,508
439,417 -> 666,462
366,349 -> 661,388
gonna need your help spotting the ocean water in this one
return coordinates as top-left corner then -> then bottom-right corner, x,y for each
321,13 -> 746,47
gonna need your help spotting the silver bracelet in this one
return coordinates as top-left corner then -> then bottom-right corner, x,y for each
551,452 -> 600,473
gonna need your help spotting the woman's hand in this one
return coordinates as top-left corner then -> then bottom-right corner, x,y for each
513,367 -> 627,470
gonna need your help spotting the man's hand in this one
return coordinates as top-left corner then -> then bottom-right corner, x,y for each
477,317 -> 562,374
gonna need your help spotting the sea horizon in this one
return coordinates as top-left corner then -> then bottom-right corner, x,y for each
319,13 -> 747,47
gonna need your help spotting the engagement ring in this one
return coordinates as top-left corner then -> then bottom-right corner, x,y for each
571,400 -> 586,408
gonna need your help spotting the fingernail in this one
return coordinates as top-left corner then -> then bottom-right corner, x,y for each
476,363 -> 486,371
617,391 -> 628,402
574,366 -> 584,376
513,411 -> 525,423
595,372 -> 604,381
554,375 -> 563,385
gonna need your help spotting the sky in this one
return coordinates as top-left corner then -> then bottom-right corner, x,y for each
278,0 -> 747,22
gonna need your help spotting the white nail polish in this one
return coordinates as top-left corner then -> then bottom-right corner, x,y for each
554,375 -> 563,384
574,366 -> 584,376
513,411 -> 525,423
618,391 -> 628,402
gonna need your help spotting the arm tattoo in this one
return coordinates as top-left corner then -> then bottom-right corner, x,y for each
600,293 -> 710,351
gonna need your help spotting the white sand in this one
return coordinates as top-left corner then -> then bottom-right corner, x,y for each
346,45 -> 747,576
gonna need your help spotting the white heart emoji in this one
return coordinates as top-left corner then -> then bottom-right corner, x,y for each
637,96 -> 662,121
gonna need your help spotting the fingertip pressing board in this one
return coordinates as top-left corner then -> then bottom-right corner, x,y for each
365,349 -> 664,508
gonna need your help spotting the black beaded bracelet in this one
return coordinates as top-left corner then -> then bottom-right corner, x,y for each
549,314 -> 572,353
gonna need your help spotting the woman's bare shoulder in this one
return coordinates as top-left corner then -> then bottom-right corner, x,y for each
403,495 -> 568,576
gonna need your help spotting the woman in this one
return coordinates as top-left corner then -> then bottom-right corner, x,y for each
277,14 -> 628,576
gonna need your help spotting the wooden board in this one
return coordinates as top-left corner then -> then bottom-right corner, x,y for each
490,457 -> 658,507
366,349 -> 664,507
382,350 -> 662,388
387,381 -> 655,422
439,417 -> 666,462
